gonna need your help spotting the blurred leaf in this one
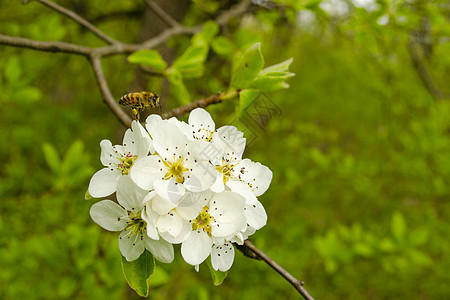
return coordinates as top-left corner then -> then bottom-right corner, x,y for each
410,228 -> 429,246
379,237 -> 396,253
128,50 -> 167,72
121,250 -> 155,297
5,57 -> 21,83
148,266 -> 170,287
61,140 -> 84,174
206,257 -> 228,285
11,87 -> 42,104
42,143 -> 61,174
193,21 -> 219,43
212,36 -> 235,58
192,0 -> 220,13
230,43 -> 264,89
391,211 -> 407,242
166,68 -> 191,104
249,58 -> 295,91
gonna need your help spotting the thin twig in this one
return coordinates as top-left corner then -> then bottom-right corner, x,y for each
144,0 -> 181,28
162,90 -> 239,119
89,55 -> 132,127
0,34 -> 91,56
23,0 -> 121,45
243,239 -> 315,300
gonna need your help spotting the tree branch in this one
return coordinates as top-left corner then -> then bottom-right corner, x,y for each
162,90 -> 240,119
0,34 -> 91,56
242,239 -> 315,300
89,55 -> 132,127
24,0 -> 121,45
144,0 -> 181,28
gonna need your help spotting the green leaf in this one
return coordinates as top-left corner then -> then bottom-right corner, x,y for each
194,21 -> 219,43
391,211 -> 407,242
42,143 -> 61,174
5,57 -> 21,83
61,140 -> 84,175
128,50 -> 167,72
230,43 -> 264,89
172,43 -> 209,78
121,250 -> 155,297
11,87 -> 43,103
206,257 -> 228,285
166,68 -> 191,104
237,89 -> 260,118
212,36 -> 235,58
249,58 -> 295,91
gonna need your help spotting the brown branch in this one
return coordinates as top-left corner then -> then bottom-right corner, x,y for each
23,0 -> 121,45
144,0 -> 181,28
89,55 -> 132,127
242,239 -> 315,300
162,90 -> 239,119
0,34 -> 91,56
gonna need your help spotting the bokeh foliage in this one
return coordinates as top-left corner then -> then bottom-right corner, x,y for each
0,0 -> 449,299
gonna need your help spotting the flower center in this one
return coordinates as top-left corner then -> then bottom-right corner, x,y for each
163,156 -> 189,183
116,153 -> 138,175
192,206 -> 215,235
215,159 -> 238,185
121,210 -> 147,242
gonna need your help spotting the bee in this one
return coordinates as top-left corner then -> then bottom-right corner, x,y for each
119,91 -> 160,120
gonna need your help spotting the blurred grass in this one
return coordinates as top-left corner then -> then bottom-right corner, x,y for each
1,1 -> 449,299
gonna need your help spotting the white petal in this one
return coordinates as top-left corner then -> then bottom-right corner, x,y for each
88,168 -> 120,198
145,114 -> 164,138
181,230 -> 213,266
142,204 -> 159,240
152,193 -> 177,215
233,159 -> 273,196
144,236 -> 174,263
154,178 -> 185,204
213,126 -> 246,159
151,122 -> 189,159
188,108 -> 215,140
90,200 -> 127,231
210,172 -> 225,193
116,176 -> 147,212
245,200 -> 267,230
185,161 -> 216,192
157,211 -> 184,237
159,224 -> 191,244
211,242 -> 235,271
226,180 -> 258,205
211,215 -> 247,238
131,120 -> 154,155
130,155 -> 163,190
99,139 -> 117,166
118,230 -> 145,261
209,191 -> 245,223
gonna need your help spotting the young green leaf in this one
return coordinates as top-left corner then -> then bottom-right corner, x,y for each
42,142 -> 61,174
249,58 -> 295,91
230,43 -> 264,89
121,250 -> 155,297
206,257 -> 228,286
237,89 -> 260,118
128,50 -> 167,72
172,43 -> 209,78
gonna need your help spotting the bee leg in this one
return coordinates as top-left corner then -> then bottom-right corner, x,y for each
132,108 -> 140,121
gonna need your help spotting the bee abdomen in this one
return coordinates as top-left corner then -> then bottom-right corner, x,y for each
119,93 -> 138,106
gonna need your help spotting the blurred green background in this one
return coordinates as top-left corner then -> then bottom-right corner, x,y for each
0,0 -> 449,299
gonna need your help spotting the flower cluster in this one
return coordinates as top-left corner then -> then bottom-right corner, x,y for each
88,108 -> 272,272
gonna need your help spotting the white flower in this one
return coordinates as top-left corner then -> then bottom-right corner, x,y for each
131,121 -> 215,203
211,156 -> 273,204
157,191 -> 247,270
88,121 -> 152,198
89,177 -> 174,263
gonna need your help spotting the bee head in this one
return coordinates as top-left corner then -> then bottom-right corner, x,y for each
152,94 -> 160,106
